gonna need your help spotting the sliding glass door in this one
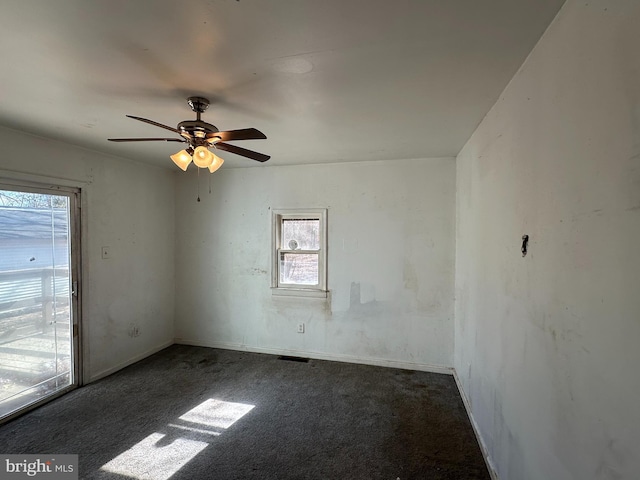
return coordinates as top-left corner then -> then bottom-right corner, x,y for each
0,183 -> 80,421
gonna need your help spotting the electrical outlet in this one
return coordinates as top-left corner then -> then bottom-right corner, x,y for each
297,323 -> 305,334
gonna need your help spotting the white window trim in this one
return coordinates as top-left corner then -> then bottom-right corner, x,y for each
271,208 -> 327,298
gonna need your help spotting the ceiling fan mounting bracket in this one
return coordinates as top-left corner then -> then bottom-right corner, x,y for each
187,96 -> 210,114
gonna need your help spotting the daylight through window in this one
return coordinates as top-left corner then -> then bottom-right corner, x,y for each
272,209 -> 327,297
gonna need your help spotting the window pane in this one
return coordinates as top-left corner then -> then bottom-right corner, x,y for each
282,219 -> 319,250
0,190 -> 73,420
280,253 -> 318,285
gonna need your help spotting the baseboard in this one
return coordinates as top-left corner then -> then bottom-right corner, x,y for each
174,338 -> 454,375
452,369 -> 499,480
88,340 -> 174,383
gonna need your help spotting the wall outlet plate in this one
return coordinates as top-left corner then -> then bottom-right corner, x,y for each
297,323 -> 305,333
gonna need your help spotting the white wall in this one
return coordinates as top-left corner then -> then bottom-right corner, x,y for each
175,157 -> 455,370
0,126 -> 175,381
455,1 -> 640,478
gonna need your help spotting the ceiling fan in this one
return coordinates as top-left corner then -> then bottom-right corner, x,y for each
108,96 -> 269,172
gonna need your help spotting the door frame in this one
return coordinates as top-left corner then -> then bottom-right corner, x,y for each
0,179 -> 82,424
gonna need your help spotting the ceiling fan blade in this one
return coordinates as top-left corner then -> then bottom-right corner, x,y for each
126,115 -> 181,134
108,138 -> 186,142
206,128 -> 267,142
215,142 -> 270,162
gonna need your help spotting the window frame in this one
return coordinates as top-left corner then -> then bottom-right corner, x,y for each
0,179 -> 82,424
271,208 -> 327,297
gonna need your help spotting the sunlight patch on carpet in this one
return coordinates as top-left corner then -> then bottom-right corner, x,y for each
100,398 -> 255,480
101,432 -> 207,480
178,398 -> 255,430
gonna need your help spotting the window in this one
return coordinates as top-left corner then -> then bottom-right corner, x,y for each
0,182 -> 81,422
272,209 -> 327,297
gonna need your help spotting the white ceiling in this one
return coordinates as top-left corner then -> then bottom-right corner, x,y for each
0,0 -> 565,169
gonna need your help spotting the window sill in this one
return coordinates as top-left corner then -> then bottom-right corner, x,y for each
271,288 -> 328,298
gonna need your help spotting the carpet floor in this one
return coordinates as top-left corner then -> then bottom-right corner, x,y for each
0,345 -> 490,479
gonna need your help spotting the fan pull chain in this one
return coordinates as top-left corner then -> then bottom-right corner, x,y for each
209,172 -> 212,194
197,167 -> 201,202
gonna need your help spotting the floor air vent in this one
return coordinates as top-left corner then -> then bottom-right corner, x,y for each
278,355 -> 309,363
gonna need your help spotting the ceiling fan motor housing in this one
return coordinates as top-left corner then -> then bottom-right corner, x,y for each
180,97 -> 221,146
178,120 -> 220,145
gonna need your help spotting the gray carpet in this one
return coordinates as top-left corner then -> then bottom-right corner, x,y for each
0,345 -> 490,479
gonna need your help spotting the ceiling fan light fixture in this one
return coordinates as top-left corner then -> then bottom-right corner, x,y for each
208,154 -> 224,173
170,149 -> 193,171
192,146 -> 214,168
